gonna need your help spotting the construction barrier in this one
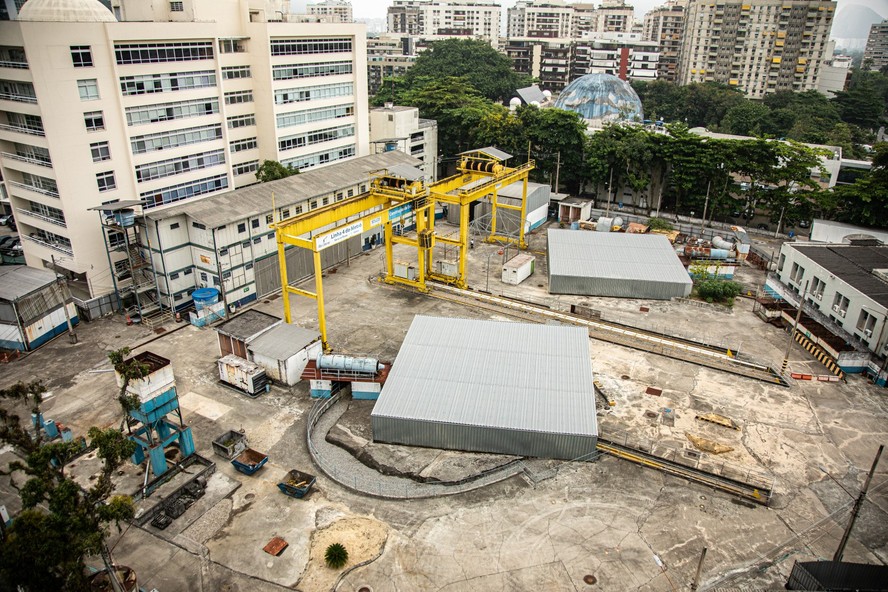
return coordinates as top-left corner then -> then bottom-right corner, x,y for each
791,372 -> 842,382
793,331 -> 845,378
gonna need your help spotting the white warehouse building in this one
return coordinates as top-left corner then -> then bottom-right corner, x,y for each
0,0 -> 370,303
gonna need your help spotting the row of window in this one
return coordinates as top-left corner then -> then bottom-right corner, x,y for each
141,174 -> 229,208
224,90 -> 253,105
274,82 -> 353,105
1,79 -> 36,101
230,137 -> 257,152
272,61 -> 353,81
227,113 -> 255,129
22,172 -> 58,195
120,70 -> 216,96
787,261 -> 880,339
278,124 -> 354,152
126,97 -> 219,126
276,103 -> 353,129
131,123 -> 222,154
222,65 -> 251,80
281,144 -> 355,171
14,143 -> 51,164
135,149 -> 225,182
115,42 -> 214,65
270,38 -> 352,56
233,160 -> 259,176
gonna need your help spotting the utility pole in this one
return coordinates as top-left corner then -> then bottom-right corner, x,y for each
690,547 -> 707,591
833,444 -> 884,563
50,254 -> 77,344
554,151 -> 561,194
605,167 -> 614,217
781,279 -> 808,376
700,180 -> 711,237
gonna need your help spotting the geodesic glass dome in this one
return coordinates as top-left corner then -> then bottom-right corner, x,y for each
553,73 -> 644,127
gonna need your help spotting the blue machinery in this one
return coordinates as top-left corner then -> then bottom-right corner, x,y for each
118,352 -> 195,480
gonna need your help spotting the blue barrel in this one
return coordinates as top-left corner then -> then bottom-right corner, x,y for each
570,221 -> 580,230
192,287 -> 220,311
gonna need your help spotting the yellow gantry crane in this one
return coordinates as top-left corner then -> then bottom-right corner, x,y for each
270,147 -> 533,350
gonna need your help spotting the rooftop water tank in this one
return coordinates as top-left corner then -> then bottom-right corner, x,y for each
318,354 -> 382,375
192,287 -> 220,311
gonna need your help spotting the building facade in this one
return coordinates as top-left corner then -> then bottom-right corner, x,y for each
307,0 -> 353,23
369,105 -> 438,180
642,0 -> 684,83
387,0 -> 501,44
367,34 -> 418,95
507,0 -> 634,39
0,0 -> 369,300
504,37 -> 574,92
573,33 -> 659,82
864,20 -> 888,71
677,0 -> 836,99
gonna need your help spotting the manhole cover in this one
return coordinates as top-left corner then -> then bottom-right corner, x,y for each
583,575 -> 597,585
358,587 -> 373,592
244,493 -> 256,501
644,411 -> 658,419
621,375 -> 630,380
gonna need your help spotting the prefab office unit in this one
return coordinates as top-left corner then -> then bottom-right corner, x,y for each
547,230 -> 693,300
0,266 -> 78,351
215,310 -> 281,359
371,315 -> 598,460
248,323 -> 322,386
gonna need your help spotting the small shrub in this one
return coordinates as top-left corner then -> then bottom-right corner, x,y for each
647,217 -> 674,231
695,279 -> 742,304
324,542 -> 349,569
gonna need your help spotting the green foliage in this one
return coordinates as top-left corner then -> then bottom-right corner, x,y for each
647,217 -> 673,231
0,382 -> 137,592
108,347 -> 149,419
399,39 -> 531,103
324,542 -> 349,569
831,143 -> 888,228
256,160 -> 298,183
695,279 -> 742,304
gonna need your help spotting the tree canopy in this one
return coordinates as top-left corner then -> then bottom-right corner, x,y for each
256,160 -> 298,183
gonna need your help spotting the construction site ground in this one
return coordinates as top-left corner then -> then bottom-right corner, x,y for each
1,220 -> 886,592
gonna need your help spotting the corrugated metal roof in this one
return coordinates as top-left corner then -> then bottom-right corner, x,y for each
516,85 -> 546,105
146,152 -> 420,228
460,146 -> 512,161
792,244 -> 888,307
372,315 -> 597,436
0,265 -> 57,302
215,310 -> 280,340
385,163 -> 426,181
547,229 -> 692,299
248,323 -> 319,360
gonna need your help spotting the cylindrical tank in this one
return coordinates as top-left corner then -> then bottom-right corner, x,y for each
597,217 -> 613,232
570,221 -> 580,230
192,287 -> 220,311
683,246 -> 710,258
318,354 -> 382,374
712,236 -> 734,250
709,249 -> 729,260
612,216 -> 623,229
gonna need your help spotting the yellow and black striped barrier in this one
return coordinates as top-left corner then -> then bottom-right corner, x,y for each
793,331 -> 845,378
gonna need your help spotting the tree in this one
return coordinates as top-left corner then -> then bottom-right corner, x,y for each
402,39 -> 531,103
695,279 -> 742,304
831,69 -> 888,130
832,143 -> 888,228
324,542 -> 349,569
720,101 -> 770,136
255,160 -> 298,183
0,381 -> 136,592
108,347 -> 149,430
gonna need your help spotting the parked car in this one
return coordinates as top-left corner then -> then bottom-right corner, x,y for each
0,214 -> 12,226
798,220 -> 810,228
0,236 -> 17,249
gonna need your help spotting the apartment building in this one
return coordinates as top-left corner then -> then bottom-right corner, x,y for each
573,32 -> 659,82
367,34 -> 418,95
677,0 -> 836,99
387,0 -> 501,45
307,0 -> 354,23
864,20 -> 888,71
369,104 -> 438,179
642,0 -> 684,83
504,37 -> 574,92
508,1 -> 634,39
0,0 -> 369,301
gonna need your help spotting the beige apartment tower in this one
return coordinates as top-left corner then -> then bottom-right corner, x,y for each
643,1 -> 685,83
677,0 -> 836,99
0,0 -> 369,300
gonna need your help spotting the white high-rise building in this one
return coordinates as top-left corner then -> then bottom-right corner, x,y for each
307,0 -> 353,23
642,1 -> 685,83
0,0 -> 369,300
387,0 -> 501,45
507,1 -> 634,40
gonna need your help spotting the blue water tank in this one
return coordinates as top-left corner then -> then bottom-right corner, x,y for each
318,354 -> 382,374
192,287 -> 220,311
709,249 -> 730,260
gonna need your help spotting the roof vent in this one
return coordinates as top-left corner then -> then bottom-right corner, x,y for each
844,233 -> 881,246
874,269 -> 888,284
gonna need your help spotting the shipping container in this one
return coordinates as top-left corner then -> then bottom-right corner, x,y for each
502,253 -> 535,285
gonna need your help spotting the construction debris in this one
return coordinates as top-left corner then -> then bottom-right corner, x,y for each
686,433 -> 734,455
695,413 -> 740,431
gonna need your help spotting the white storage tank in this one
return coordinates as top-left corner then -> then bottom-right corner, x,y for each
394,261 -> 417,281
502,253 -> 536,286
596,217 -> 613,232
218,354 -> 269,397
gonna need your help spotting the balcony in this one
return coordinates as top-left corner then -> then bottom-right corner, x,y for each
1,151 -> 51,167
23,234 -> 73,256
0,122 -> 44,137
8,180 -> 59,198
0,60 -> 28,70
17,208 -> 66,227
0,91 -> 37,104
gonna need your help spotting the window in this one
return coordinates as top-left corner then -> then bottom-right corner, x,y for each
270,37 -> 352,56
272,61 -> 352,80
90,141 -> 110,162
246,263 -> 253,270
265,214 -> 273,224
857,310 -> 877,337
229,137 -> 257,153
219,39 -> 246,53
233,160 -> 258,176
222,65 -> 251,80
200,272 -> 208,281
192,222 -> 206,230
184,268 -> 192,275
77,79 -> 99,100
224,90 -> 253,105
71,46 -> 93,67
227,114 -> 255,129
281,144 -> 355,172
274,82 -> 353,105
282,209 -> 290,218
136,150 -> 225,182
241,240 -> 250,248
169,271 -> 180,280
96,171 -> 116,192
251,219 -> 259,229
170,1 -> 184,11
276,104 -> 354,129
322,197 -> 329,206
360,184 -> 366,193
278,124 -> 354,151
266,232 -> 274,239
170,222 -> 180,230
810,276 -> 825,300
347,189 -> 354,197
832,293 -> 849,318
115,42 -> 213,64
237,222 -> 246,233
294,205 -> 303,214
126,98 -> 219,126
131,124 -> 222,154
253,237 -> 261,244
310,200 -> 317,209
174,293 -> 184,301
789,262 -> 805,283
119,71 -> 215,96
141,174 -> 228,208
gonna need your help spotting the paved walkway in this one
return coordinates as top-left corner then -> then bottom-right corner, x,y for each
307,395 -> 528,499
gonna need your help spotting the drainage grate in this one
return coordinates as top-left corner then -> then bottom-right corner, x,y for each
685,450 -> 701,459
645,387 -> 662,396
154,327 -> 166,335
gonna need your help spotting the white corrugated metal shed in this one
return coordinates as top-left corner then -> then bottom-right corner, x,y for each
371,315 -> 597,460
547,229 -> 692,300
248,323 -> 319,360
0,265 -> 57,302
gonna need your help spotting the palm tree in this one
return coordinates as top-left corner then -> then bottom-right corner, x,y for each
324,543 -> 349,569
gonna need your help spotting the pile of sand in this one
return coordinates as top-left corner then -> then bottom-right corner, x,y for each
298,516 -> 387,591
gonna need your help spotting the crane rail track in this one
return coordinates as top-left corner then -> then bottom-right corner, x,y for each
427,284 -> 789,387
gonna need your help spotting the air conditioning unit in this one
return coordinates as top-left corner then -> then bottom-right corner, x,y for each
864,329 -> 873,337
832,304 -> 840,312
